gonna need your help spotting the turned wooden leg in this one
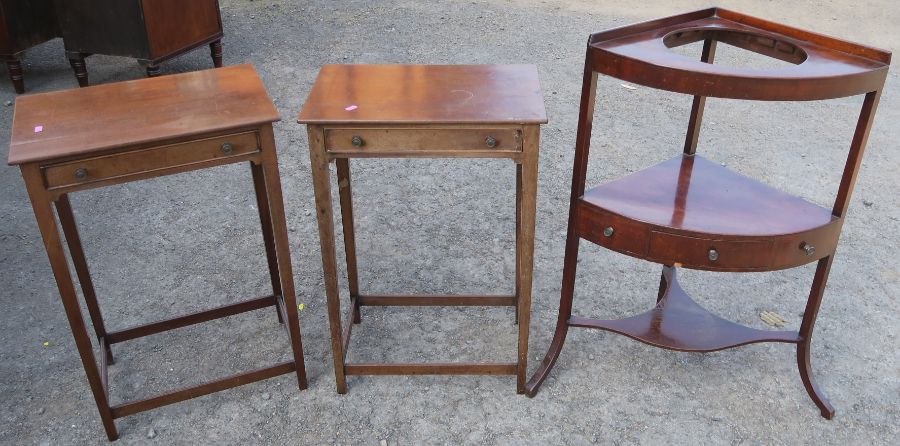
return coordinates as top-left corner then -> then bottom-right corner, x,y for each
67,52 -> 89,87
210,39 -> 223,68
146,64 -> 161,78
6,59 -> 25,94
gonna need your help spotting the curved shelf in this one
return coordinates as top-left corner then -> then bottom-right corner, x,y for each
568,267 -> 801,352
575,155 -> 841,272
588,7 -> 890,100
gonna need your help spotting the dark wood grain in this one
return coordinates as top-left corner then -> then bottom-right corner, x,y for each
0,0 -> 58,93
526,9 -> 889,420
588,8 -> 890,100
55,0 -> 223,85
298,64 -> 548,125
13,65 -> 307,440
8,64 -> 278,166
581,155 -> 834,236
302,64 -> 543,393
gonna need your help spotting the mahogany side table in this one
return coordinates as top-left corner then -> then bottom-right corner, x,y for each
298,64 -> 547,393
8,64 -> 307,440
525,8 -> 890,419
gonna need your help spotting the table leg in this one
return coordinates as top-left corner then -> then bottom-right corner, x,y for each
251,162 -> 284,324
56,194 -> 114,363
66,51 -> 89,88
258,125 -> 308,389
515,125 -> 540,393
21,166 -> 117,440
514,165 -> 522,325
6,58 -> 24,94
307,125 -> 348,393
797,256 -> 836,419
209,39 -> 223,68
336,158 -> 362,324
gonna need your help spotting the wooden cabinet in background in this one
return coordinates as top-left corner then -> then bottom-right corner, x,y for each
0,0 -> 59,93
55,0 -> 223,86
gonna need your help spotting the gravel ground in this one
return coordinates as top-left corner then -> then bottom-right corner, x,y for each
1,0 -> 898,444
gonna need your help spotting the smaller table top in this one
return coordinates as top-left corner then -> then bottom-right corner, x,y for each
297,64 -> 548,125
8,64 -> 280,165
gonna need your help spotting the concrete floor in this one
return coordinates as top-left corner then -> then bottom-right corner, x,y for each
1,0 -> 898,444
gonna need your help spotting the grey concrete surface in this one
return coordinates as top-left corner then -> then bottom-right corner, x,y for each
1,0 -> 898,444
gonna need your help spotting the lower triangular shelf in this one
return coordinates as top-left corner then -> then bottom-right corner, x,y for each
569,267 -> 801,352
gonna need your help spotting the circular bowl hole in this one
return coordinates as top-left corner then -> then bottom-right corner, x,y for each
663,27 -> 808,68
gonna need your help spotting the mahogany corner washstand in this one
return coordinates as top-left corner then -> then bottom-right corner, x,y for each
525,8 -> 890,419
8,64 -> 307,440
298,64 -> 547,393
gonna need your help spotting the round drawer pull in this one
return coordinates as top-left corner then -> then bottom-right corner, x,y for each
801,242 -> 816,256
708,248 -> 719,262
351,135 -> 364,147
74,168 -> 88,180
485,136 -> 497,148
602,226 -> 614,237
220,142 -> 234,155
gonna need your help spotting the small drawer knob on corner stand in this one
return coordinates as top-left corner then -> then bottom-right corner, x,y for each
801,242 -> 816,256
351,136 -> 364,147
708,248 -> 719,262
485,136 -> 497,148
602,226 -> 614,237
74,168 -> 88,180
220,142 -> 234,155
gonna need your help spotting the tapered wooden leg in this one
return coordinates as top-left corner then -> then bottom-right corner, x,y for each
258,125 -> 308,390
797,256 -> 836,419
526,62 -> 597,397
515,125 -> 540,393
514,164 -> 522,325
336,158 -> 362,324
525,227 -> 579,397
251,162 -> 284,324
56,194 -> 114,363
210,40 -> 223,68
21,166 -> 117,440
6,58 -> 24,94
307,125 -> 348,393
67,52 -> 89,87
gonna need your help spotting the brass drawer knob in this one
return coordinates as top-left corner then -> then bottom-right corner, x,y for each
485,136 -> 497,148
708,248 -> 719,262
351,135 -> 364,147
74,168 -> 88,180
801,242 -> 816,256
602,226 -> 614,237
221,142 -> 234,155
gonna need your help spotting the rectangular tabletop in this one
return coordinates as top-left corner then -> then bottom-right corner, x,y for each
8,64 -> 280,165
297,64 -> 548,125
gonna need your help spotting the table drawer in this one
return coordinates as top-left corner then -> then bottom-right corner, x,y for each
324,128 -> 522,153
648,231 -> 774,270
43,132 -> 259,189
576,202 -> 649,257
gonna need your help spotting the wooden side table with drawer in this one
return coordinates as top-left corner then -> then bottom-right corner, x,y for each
8,64 -> 307,441
298,64 -> 547,394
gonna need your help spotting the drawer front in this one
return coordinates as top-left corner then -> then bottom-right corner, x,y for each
648,231 -> 774,270
575,202 -> 648,257
43,132 -> 259,189
324,128 -> 522,153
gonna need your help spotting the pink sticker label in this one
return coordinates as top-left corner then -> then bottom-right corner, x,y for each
34,125 -> 43,133
344,105 -> 358,111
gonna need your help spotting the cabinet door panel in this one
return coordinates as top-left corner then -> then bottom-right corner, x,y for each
141,0 -> 222,60
56,0 -> 147,57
